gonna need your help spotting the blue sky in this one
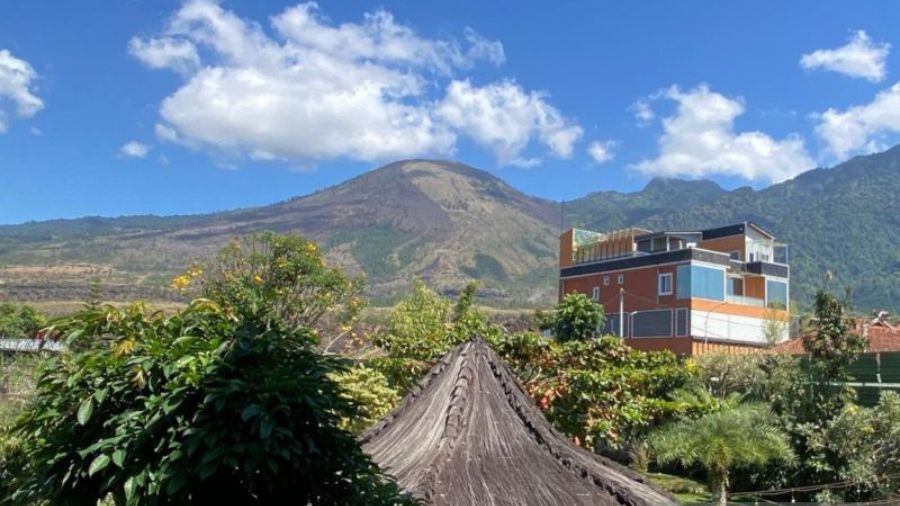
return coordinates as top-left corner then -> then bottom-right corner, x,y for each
2,1 -> 900,224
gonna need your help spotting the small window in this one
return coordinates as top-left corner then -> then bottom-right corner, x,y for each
658,273 -> 673,296
617,274 -> 624,285
675,308 -> 688,337
603,275 -> 610,286
729,251 -> 740,261
591,286 -> 600,301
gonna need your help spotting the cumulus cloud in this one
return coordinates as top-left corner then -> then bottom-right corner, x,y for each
120,141 -> 150,158
131,1 -> 573,166
634,84 -> 815,183
0,49 -> 43,133
800,30 -> 889,82
815,83 -> 900,158
586,140 -> 617,164
436,80 -> 582,164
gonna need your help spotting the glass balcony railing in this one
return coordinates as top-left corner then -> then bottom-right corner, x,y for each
725,294 -> 765,307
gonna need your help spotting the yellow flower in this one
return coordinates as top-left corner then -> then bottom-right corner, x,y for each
253,275 -> 264,284
305,243 -> 318,254
170,275 -> 191,290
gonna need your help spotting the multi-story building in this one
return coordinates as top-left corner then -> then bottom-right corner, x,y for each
558,222 -> 790,355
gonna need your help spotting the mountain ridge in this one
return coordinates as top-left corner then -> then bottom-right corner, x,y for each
1,150 -> 898,310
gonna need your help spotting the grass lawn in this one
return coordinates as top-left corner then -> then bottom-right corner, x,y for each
646,472 -> 711,504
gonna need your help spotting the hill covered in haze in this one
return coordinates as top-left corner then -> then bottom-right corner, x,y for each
1,149 -> 898,311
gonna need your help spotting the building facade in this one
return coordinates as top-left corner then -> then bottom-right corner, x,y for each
558,223 -> 790,355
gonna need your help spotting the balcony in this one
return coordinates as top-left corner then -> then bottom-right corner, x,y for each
725,294 -> 764,307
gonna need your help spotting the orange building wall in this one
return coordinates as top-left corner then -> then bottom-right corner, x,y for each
744,276 -> 766,300
691,340 -> 764,356
559,229 -> 574,268
697,234 -> 745,260
625,336 -> 693,354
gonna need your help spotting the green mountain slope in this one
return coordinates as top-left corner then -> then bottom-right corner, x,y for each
636,147 -> 900,310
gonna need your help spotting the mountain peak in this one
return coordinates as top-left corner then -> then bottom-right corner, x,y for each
642,177 -> 725,195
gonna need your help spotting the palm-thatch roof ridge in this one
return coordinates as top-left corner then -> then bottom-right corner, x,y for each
361,339 -> 675,505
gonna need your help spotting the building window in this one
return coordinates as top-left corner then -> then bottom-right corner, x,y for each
658,273 -> 673,296
729,251 -> 741,260
766,279 -> 788,310
617,274 -> 624,284
603,275 -> 610,286
632,309 -> 673,338
592,286 -> 600,301
675,308 -> 688,337
676,264 -> 725,301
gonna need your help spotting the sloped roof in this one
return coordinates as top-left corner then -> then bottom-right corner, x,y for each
361,340 -> 675,505
769,319 -> 900,354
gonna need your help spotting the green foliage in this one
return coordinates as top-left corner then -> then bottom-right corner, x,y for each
806,391 -> 900,501
779,290 -> 869,428
649,403 -> 795,506
0,303 -> 47,338
330,365 -> 401,435
535,292 -> 604,342
374,281 -> 498,366
372,281 -> 694,454
691,353 -> 767,399
4,301 -> 413,505
495,333 -> 696,452
4,234 -> 414,505
186,231 -> 366,339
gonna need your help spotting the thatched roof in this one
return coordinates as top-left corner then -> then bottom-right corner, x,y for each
362,340 -> 675,505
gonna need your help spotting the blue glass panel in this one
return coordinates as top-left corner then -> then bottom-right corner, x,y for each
676,264 -> 692,299
766,280 -> 788,309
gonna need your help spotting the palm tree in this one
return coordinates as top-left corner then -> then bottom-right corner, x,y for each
648,403 -> 795,506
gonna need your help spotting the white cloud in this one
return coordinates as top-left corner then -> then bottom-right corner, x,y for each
634,84 -> 815,183
815,82 -> 900,158
120,141 -> 150,158
586,140 -> 617,164
131,1 -> 572,166
436,80 -> 582,163
800,30 -> 889,82
631,99 -> 654,124
129,37 -> 200,75
0,49 -> 43,133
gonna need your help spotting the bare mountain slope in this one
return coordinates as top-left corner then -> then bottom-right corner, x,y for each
0,160 -> 562,305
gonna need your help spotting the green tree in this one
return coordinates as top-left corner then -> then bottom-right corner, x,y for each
536,292 -> 604,342
181,232 -> 366,346
649,403 -> 795,506
691,353 -> 767,399
372,280 -> 501,392
810,391 -> 900,501
4,234 -> 414,506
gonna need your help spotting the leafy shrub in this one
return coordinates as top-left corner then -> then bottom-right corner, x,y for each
179,232 -> 366,342
5,301 -> 413,505
535,292 -> 604,341
331,365 -> 401,435
0,303 -> 47,338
